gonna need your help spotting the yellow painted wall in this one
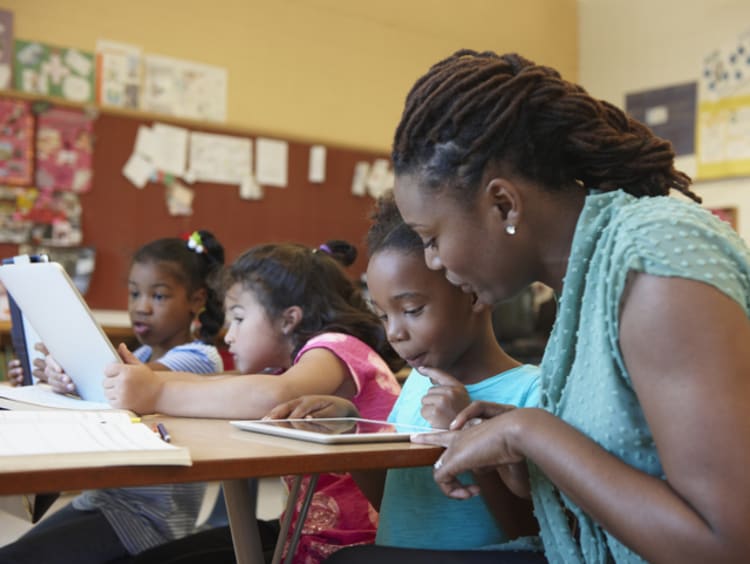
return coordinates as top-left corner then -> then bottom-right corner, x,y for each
3,0 -> 578,151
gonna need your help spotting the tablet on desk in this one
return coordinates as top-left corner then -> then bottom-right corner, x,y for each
230,417 -> 443,444
0,260 -> 119,403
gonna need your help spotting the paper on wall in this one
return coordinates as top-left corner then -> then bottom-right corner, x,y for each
308,145 -> 326,183
351,161 -> 370,196
256,138 -> 288,187
151,122 -> 188,177
142,54 -> 227,122
122,153 -> 154,189
239,174 -> 263,200
96,39 -> 142,109
366,158 -> 392,198
165,181 -> 194,216
187,131 -> 252,184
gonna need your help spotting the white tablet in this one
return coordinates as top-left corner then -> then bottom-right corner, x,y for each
0,261 -> 120,403
230,417 -> 443,444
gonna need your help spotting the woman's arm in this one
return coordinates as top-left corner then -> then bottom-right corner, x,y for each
419,274 -> 750,562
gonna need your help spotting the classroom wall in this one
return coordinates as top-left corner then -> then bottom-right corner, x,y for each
578,0 -> 750,241
4,0 -> 578,152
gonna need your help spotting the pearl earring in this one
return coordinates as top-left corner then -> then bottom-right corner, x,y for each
505,224 -> 517,236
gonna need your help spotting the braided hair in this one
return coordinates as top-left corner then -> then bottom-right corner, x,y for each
366,191 -> 423,258
132,230 -> 225,344
225,241 -> 403,372
392,49 -> 699,203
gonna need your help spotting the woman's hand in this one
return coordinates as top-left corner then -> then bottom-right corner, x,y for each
265,395 -> 359,419
102,343 -> 162,414
416,366 -> 471,429
413,406 -> 529,499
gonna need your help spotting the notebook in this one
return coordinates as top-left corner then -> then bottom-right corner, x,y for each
230,417 -> 443,444
0,260 -> 120,403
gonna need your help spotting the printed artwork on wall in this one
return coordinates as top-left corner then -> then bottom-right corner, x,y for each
14,40 -> 95,103
0,98 -> 33,185
0,9 -> 13,89
36,107 -> 94,193
709,206 -> 738,231
0,186 -> 82,246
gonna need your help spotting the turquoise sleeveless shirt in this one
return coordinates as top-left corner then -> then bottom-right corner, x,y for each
530,190 -> 750,563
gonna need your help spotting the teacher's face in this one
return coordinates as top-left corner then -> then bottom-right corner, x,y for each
394,175 -> 524,306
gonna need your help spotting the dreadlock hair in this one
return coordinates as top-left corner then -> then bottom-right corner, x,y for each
392,49 -> 700,203
366,190 -> 424,258
132,230 -> 225,344
224,241 -> 403,372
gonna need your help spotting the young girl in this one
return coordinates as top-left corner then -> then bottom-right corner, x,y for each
270,192 -> 541,553
0,230 -> 226,564
105,240 -> 403,564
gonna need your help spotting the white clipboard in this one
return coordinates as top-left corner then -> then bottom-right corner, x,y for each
0,261 -> 119,403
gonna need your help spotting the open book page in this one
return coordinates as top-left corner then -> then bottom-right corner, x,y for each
0,383 -> 112,411
0,410 -> 191,470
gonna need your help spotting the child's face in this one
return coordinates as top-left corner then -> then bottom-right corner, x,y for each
366,249 -> 479,370
223,282 -> 290,374
128,261 -> 196,352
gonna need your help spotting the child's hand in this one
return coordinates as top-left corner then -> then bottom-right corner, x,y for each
31,342 -> 50,383
6,358 -> 24,386
265,395 -> 359,420
45,353 -> 77,395
417,366 -> 471,430
102,343 -> 161,414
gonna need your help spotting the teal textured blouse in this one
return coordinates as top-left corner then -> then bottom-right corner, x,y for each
530,190 -> 750,563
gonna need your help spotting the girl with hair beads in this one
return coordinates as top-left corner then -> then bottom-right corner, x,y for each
0,230 -> 226,564
331,50 -> 750,563
106,240 -> 402,564
271,192 -> 540,555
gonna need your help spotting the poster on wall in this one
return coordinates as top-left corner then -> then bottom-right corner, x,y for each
36,107 -> 94,193
0,186 -> 33,243
696,29 -> 750,180
625,82 -> 697,157
0,98 -> 33,186
95,39 -> 142,109
13,40 -> 95,103
0,9 -> 13,89
142,54 -> 227,122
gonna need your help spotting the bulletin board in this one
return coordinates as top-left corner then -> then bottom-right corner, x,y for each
0,101 -> 389,310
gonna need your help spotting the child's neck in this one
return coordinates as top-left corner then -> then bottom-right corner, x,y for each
443,329 -> 520,385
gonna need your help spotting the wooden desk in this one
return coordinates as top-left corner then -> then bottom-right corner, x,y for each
0,415 -> 442,564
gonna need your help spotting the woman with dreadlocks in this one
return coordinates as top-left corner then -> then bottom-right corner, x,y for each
325,51 -> 750,564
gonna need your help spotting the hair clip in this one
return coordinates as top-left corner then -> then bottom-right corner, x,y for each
316,244 -> 332,255
186,231 -> 205,254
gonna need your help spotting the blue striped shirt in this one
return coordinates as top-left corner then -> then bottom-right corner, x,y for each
72,341 -> 223,554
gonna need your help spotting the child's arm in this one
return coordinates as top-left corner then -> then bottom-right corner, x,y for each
104,346 -> 354,418
265,395 -> 361,419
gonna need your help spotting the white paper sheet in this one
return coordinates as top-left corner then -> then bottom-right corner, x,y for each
187,132 -> 252,184
151,123 -> 189,177
308,145 -> 326,183
255,138 -> 288,187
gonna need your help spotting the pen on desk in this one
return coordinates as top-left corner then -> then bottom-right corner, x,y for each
156,422 -> 171,443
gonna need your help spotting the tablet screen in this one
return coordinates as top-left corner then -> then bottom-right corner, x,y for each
230,417 -> 442,444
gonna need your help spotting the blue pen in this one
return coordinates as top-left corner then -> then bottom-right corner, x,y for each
156,422 -> 171,443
